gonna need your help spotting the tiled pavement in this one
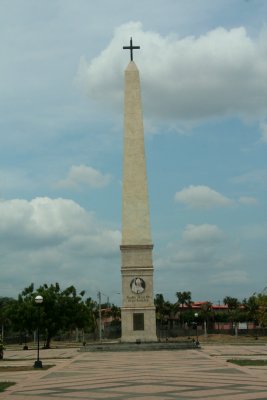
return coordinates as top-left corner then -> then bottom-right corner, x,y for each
1,345 -> 267,399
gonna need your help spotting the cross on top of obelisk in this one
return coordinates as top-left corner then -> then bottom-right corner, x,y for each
123,37 -> 140,61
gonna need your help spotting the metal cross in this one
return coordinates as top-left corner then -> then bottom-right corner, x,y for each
123,37 -> 140,61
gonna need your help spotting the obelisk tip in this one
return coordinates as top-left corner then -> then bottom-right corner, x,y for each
125,61 -> 138,71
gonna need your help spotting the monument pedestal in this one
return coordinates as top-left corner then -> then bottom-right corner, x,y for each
121,307 -> 157,343
120,244 -> 157,343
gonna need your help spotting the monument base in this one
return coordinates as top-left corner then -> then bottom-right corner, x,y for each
80,341 -> 200,352
120,306 -> 157,343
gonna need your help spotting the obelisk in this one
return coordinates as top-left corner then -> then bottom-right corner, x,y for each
120,38 -> 157,342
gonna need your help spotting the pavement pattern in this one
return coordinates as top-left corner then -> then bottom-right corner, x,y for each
1,345 -> 267,399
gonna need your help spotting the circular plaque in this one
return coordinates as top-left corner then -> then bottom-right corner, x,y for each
130,277 -> 146,294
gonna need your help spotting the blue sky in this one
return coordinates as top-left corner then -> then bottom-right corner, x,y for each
1,0 -> 267,305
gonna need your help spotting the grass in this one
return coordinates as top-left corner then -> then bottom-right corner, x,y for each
227,359 -> 267,366
0,382 -> 16,392
199,334 -> 267,344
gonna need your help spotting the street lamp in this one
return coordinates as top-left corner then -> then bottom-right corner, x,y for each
194,313 -> 199,346
33,295 -> 43,369
97,291 -> 102,342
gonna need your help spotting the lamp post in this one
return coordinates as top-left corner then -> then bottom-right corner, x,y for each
97,291 -> 102,342
33,295 -> 43,369
194,312 -> 199,346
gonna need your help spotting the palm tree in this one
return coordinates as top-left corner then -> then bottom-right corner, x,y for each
223,296 -> 240,332
176,291 -> 192,308
110,304 -> 121,321
154,294 -> 167,326
167,302 -> 180,330
176,291 -> 192,327
201,301 -> 213,334
223,296 -> 240,310
242,295 -> 259,323
255,294 -> 267,327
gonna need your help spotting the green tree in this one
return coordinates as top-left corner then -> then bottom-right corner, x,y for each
214,311 -> 229,323
242,295 -> 259,323
0,297 -> 15,339
8,283 -> 37,334
85,297 -> 98,337
8,283 -> 95,348
200,301 -> 213,331
154,294 -> 170,328
223,296 -> 240,330
167,302 -> 180,329
176,291 -> 192,326
176,291 -> 192,308
256,294 -> 267,327
154,294 -> 165,322
109,304 -> 121,321
223,296 -> 240,310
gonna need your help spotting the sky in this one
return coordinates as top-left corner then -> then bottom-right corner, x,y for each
1,0 -> 267,305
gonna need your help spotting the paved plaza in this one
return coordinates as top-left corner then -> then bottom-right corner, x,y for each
1,345 -> 267,399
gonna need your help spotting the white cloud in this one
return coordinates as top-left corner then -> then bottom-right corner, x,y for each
0,197 -> 120,249
162,223 -> 226,270
0,197 -> 121,296
209,270 -> 249,285
238,196 -> 258,205
182,224 -> 225,243
232,169 -> 267,185
174,185 -> 233,208
172,247 -> 218,266
77,21 -> 267,123
57,165 -> 112,189
159,223 -> 249,291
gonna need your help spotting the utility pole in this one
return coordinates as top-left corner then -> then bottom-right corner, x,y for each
97,291 -> 102,342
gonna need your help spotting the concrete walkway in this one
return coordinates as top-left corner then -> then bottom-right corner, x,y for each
1,345 -> 267,399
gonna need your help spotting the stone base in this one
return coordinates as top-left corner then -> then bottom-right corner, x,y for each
121,307 -> 157,343
120,335 -> 158,343
80,341 -> 200,352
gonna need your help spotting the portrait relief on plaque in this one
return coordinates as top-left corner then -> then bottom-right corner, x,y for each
130,277 -> 146,294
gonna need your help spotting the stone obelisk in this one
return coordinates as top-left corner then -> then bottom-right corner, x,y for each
120,38 -> 157,342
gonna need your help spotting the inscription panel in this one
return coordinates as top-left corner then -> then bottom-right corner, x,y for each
133,313 -> 144,331
127,294 -> 150,303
